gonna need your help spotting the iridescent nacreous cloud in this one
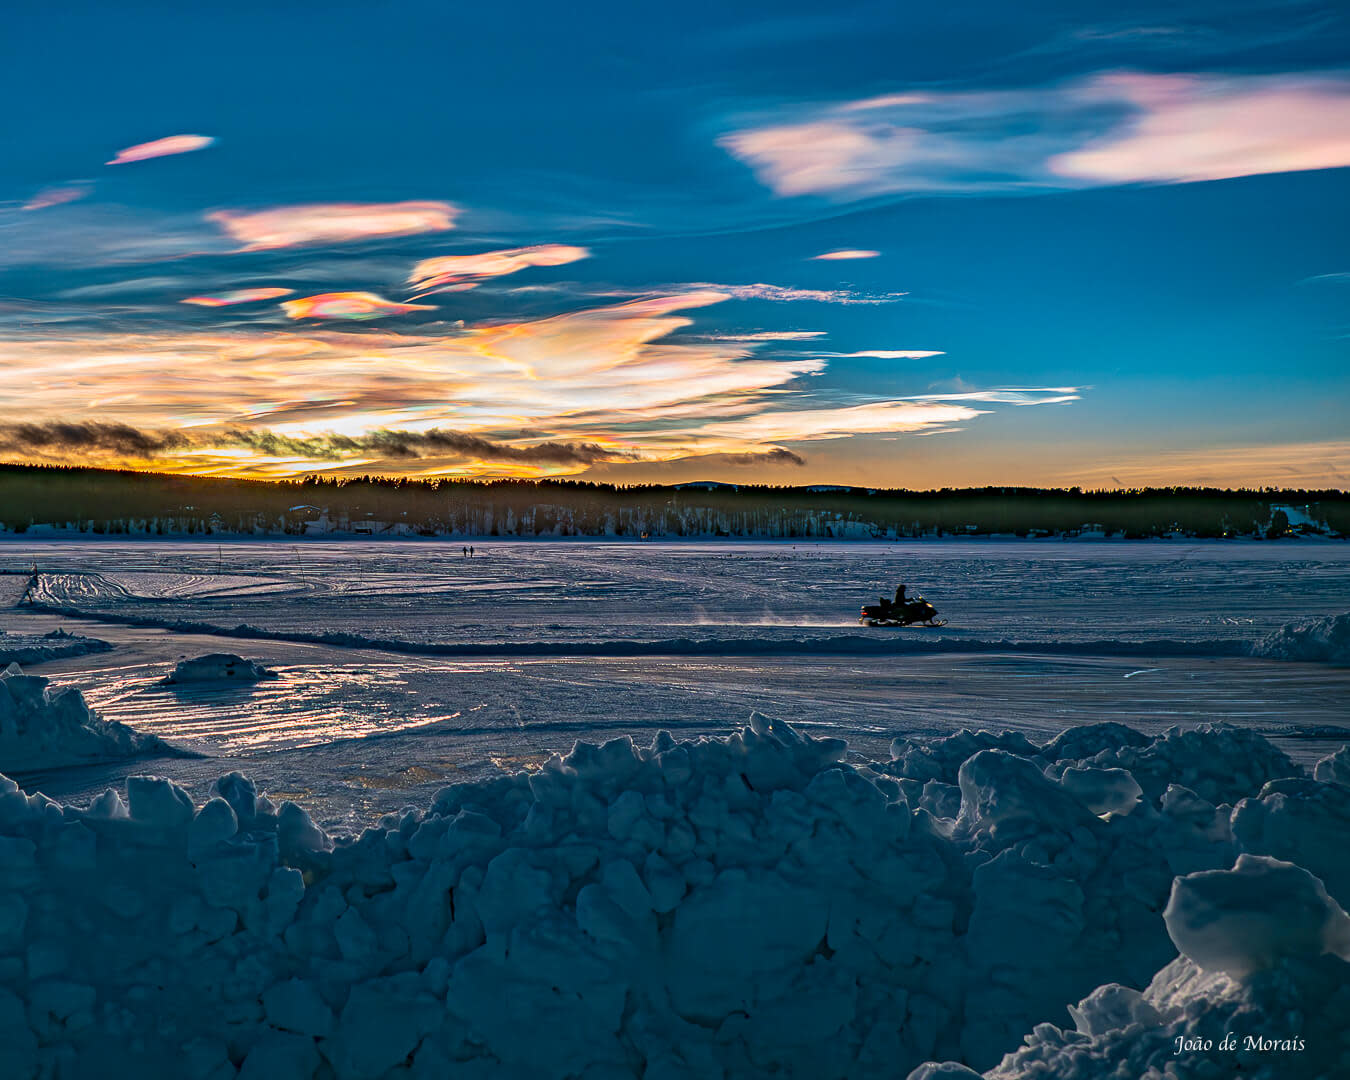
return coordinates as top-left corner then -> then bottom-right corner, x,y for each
182,288 -> 294,307
408,244 -> 590,297
281,293 -> 437,320
720,71 -> 1350,198
107,134 -> 215,165
812,250 -> 881,260
208,201 -> 458,251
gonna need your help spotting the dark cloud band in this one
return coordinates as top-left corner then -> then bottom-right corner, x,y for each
0,421 -> 638,468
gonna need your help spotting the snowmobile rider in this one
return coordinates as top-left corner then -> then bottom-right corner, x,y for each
877,583 -> 908,618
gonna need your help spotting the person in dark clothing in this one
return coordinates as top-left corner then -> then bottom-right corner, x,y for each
894,583 -> 908,605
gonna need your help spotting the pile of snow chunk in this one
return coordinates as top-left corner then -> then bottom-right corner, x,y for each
0,714 -> 1346,1079
0,664 -> 183,773
162,653 -> 276,685
1249,611 -> 1350,665
913,855 -> 1350,1079
0,628 -> 112,666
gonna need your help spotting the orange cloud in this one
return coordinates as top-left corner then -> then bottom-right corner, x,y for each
182,288 -> 294,307
207,201 -> 458,251
407,244 -> 590,297
107,135 -> 215,165
280,292 -> 437,320
0,292 -> 1071,478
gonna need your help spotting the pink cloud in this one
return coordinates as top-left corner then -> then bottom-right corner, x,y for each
208,201 -> 458,251
280,292 -> 437,321
811,249 -> 881,260
407,244 -> 590,297
720,71 -> 1350,198
107,135 -> 215,165
1049,73 -> 1350,183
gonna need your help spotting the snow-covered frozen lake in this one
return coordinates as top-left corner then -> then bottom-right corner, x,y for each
3,538 -> 1348,829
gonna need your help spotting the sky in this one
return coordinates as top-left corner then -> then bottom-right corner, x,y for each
1,0 -> 1347,489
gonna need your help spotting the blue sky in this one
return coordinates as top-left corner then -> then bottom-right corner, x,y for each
1,0 -> 1347,486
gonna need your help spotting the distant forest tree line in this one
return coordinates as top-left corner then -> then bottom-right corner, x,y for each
0,464 -> 1345,540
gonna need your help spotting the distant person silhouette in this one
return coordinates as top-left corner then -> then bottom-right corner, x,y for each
462,546 -> 468,557
894,583 -> 907,605
469,545 -> 475,557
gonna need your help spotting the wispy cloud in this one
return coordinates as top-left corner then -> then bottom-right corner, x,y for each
21,184 -> 92,211
830,350 -> 944,359
207,201 -> 458,251
702,331 -> 828,342
811,249 -> 880,260
57,276 -> 190,300
719,71 -> 1350,198
281,292 -> 437,320
689,283 -> 905,304
903,387 -> 1081,405
182,288 -> 294,307
407,244 -> 590,298
107,134 -> 215,165
692,401 -> 985,443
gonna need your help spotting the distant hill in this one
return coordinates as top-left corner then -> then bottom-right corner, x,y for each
0,463 -> 1345,541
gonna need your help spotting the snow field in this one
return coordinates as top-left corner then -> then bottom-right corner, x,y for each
1,712 -> 1348,1079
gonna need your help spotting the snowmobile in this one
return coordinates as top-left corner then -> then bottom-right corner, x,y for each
859,595 -> 947,627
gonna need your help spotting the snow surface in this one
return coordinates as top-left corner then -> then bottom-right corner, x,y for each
6,540 -> 1348,819
14,539 -> 1350,655
0,664 -> 186,773
2,713 -> 1347,1079
162,654 -> 276,685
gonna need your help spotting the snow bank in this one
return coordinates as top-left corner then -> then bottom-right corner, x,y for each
0,629 -> 113,666
1249,611 -> 1350,665
916,855 -> 1350,1079
162,653 -> 276,685
0,664 -> 185,773
0,715 -> 1344,1079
